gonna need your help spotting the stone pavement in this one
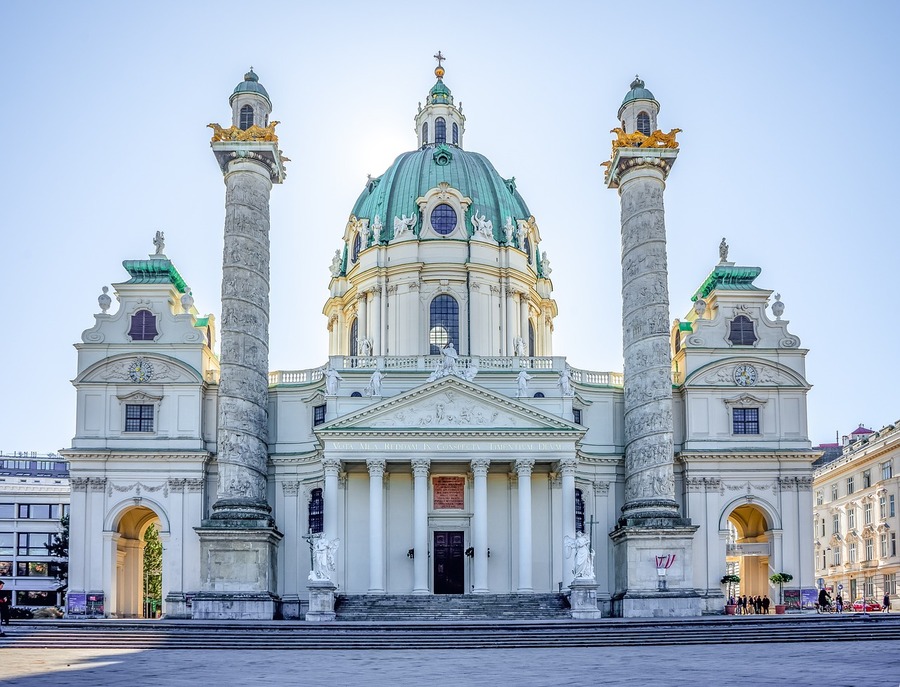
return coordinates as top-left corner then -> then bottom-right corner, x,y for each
2,641 -> 899,686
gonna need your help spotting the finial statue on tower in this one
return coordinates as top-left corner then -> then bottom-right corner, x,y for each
718,237 -> 729,263
434,50 -> 446,78
153,231 -> 166,256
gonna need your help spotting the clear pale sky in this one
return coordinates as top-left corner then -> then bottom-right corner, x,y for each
2,1 -> 898,455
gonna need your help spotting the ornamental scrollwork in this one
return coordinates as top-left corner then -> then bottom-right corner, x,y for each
208,121 -> 280,143
609,127 -> 681,158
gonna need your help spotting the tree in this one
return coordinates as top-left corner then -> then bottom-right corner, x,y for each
769,572 -> 794,605
44,515 -> 69,593
143,523 -> 163,615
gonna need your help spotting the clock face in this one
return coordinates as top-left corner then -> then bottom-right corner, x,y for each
733,364 -> 757,387
128,357 -> 153,383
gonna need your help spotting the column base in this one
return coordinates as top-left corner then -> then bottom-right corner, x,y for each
193,524 -> 283,620
306,580 -> 337,622
163,592 -> 192,619
280,594 -> 304,620
609,523 -> 700,618
568,579 -> 602,620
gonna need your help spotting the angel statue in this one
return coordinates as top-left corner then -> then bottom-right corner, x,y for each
152,230 -> 165,256
470,211 -> 493,238
564,532 -> 595,580
309,537 -> 341,582
503,217 -> 515,244
393,213 -> 417,238
329,249 -> 342,277
372,215 -> 384,243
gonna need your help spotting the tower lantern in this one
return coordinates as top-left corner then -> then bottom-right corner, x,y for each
230,68 -> 272,130
617,75 -> 659,136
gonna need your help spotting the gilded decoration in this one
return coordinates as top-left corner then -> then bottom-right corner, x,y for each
208,121 -> 280,143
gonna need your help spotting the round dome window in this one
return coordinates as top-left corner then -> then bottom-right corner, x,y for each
430,204 -> 457,235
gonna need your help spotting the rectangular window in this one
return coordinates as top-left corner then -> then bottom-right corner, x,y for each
850,578 -> 858,600
0,503 -> 14,519
816,491 -> 823,506
864,503 -> 873,525
892,533 -> 897,557
849,542 -> 857,563
17,504 -> 59,520
0,532 -> 12,555
820,550 -> 826,569
864,576 -> 874,597
865,538 -> 874,561
891,495 -> 896,518
16,561 -> 49,577
884,462 -> 894,481
732,407 -> 759,434
15,590 -> 56,607
881,496 -> 887,520
881,533 -> 888,557
313,404 -> 326,427
863,471 -> 871,488
821,519 -> 826,537
17,532 -> 53,556
847,476 -> 855,495
833,548 -> 842,566
573,408 -> 582,425
848,508 -> 856,529
125,404 -> 154,432
831,484 -> 838,501
832,513 -> 840,534
886,573 -> 897,596
0,560 -> 11,576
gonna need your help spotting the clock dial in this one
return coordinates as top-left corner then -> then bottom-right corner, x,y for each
733,364 -> 757,387
128,357 -> 153,383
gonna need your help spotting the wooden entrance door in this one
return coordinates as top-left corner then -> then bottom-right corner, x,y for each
433,531 -> 465,594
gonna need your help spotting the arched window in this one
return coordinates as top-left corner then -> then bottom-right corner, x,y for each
351,233 -> 361,262
528,321 -> 535,357
240,105 -> 254,130
308,488 -> 324,534
524,237 -> 532,264
429,295 -> 459,355
452,122 -> 459,145
636,111 -> 651,136
422,122 -> 428,145
575,488 -> 585,533
349,318 -> 358,357
728,315 -> 757,346
128,309 -> 158,341
435,117 -> 446,144
674,330 -> 681,354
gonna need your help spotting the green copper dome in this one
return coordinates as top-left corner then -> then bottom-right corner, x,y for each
351,145 -> 530,243
429,78 -> 452,104
230,68 -> 271,106
621,75 -> 656,106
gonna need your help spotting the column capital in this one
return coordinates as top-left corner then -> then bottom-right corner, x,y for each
411,458 -> 431,477
281,480 -> 301,496
322,457 -> 342,475
366,458 -> 386,477
515,458 -> 535,475
471,457 -> 491,476
558,457 -> 578,476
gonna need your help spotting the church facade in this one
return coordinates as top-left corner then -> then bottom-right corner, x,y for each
63,65 -> 816,619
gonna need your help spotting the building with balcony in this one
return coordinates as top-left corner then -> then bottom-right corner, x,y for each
813,424 -> 899,609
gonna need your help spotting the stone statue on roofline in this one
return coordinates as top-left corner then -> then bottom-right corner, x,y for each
153,231 -> 165,256
719,237 -> 729,263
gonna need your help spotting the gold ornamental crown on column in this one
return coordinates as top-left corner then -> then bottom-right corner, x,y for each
605,127 -> 681,162
207,121 -> 280,143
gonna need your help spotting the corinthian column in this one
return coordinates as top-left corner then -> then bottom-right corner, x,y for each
322,457 -> 341,541
471,457 -> 490,593
367,458 -> 386,593
411,458 -> 430,594
515,458 -> 535,592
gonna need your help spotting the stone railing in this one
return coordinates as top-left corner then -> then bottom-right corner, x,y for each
268,356 -> 625,388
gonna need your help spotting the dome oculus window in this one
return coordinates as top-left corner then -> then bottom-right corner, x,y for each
430,204 -> 457,235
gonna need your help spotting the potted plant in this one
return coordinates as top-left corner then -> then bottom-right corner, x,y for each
721,574 -> 741,614
769,572 -> 793,614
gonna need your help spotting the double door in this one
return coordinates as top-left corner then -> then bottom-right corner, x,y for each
433,530 -> 464,594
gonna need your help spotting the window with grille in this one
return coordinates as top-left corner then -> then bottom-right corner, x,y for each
452,122 -> 459,145
575,488 -> 585,533
349,319 -> 358,357
429,295 -> 459,355
435,117 -> 446,144
313,404 -> 326,427
732,407 -> 759,434
239,105 -> 254,130
636,112 -> 651,136
430,204 -> 457,235
308,488 -> 324,534
727,315 -> 757,346
128,310 -> 158,341
573,408 -> 582,425
422,122 -> 428,145
125,404 -> 154,432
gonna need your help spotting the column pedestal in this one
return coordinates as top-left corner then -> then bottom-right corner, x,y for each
568,579 -> 603,620
306,579 -> 337,622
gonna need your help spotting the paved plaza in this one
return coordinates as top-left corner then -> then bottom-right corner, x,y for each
2,640 -> 899,686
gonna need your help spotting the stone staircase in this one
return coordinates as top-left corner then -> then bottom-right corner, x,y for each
334,593 -> 571,621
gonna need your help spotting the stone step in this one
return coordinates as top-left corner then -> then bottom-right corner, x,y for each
333,593 -> 571,621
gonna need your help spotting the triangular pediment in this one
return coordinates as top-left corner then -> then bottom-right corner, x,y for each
317,376 -> 582,435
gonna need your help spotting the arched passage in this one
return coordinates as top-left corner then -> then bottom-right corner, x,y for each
723,501 -> 775,602
111,504 -> 164,618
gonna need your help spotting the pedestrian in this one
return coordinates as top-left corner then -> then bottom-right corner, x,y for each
741,595 -> 748,615
762,595 -> 770,614
817,587 -> 830,613
754,596 -> 762,614
883,593 -> 890,613
835,593 -> 843,614
0,581 -> 9,633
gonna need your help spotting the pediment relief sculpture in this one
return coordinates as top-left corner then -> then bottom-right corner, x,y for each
369,390 -> 515,428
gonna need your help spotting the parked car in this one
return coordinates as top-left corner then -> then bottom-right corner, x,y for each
851,598 -> 881,612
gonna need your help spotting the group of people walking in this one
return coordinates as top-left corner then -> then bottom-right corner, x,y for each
729,594 -> 771,614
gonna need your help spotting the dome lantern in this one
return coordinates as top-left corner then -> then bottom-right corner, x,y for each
617,75 -> 660,136
229,67 -> 272,130
415,51 -> 466,149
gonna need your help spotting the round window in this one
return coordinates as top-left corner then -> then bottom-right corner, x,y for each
430,204 -> 457,235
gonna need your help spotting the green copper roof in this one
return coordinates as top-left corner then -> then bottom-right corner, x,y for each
122,258 -> 188,293
429,78 -> 452,104
230,68 -> 271,107
678,321 -> 693,332
194,317 -> 210,327
351,145 -> 531,243
691,265 -> 763,302
621,75 -> 657,107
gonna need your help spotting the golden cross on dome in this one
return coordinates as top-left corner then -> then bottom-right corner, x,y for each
434,51 -> 445,68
